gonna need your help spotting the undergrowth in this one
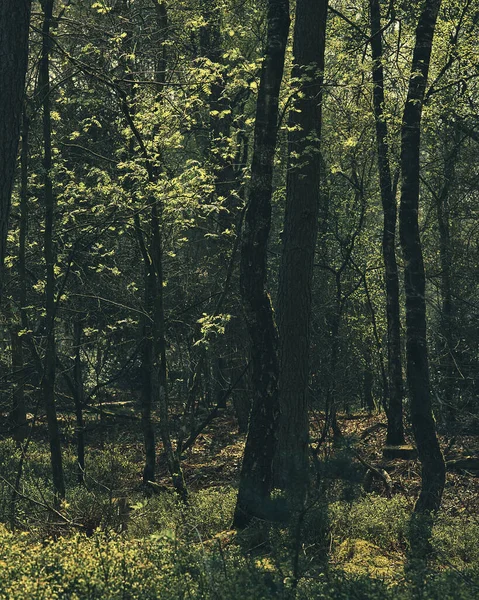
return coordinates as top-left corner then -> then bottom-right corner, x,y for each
0,437 -> 478,599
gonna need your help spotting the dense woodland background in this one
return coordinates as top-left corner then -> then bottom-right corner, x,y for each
0,0 -> 479,597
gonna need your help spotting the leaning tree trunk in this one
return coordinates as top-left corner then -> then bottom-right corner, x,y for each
0,0 -> 31,297
399,0 -> 445,514
39,0 -> 65,501
369,0 -> 405,446
233,0 -> 290,529
274,0 -> 329,505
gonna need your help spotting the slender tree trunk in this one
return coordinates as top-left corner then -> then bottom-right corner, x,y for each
122,2 -> 186,497
436,126 -> 459,426
9,109 -> 30,444
274,0 -> 329,503
10,327 -> 27,443
363,347 -> 375,414
233,0 -> 290,529
151,201 -> 188,501
39,0 -> 65,501
399,0 -> 445,514
0,0 -> 31,298
138,250 -> 157,486
73,320 -> 85,484
369,0 -> 405,446
19,109 -> 30,334
328,272 -> 343,446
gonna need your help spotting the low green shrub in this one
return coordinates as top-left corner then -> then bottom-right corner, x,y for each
329,494 -> 410,551
432,515 -> 479,567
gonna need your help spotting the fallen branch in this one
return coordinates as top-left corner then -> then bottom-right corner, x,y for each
353,450 -> 393,497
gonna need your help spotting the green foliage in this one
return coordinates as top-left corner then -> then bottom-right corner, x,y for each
0,471 -> 479,599
432,515 -> 479,567
330,495 -> 410,552
128,486 -> 237,540
86,443 -> 139,492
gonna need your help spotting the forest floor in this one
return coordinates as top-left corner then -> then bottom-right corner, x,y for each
0,407 -> 479,599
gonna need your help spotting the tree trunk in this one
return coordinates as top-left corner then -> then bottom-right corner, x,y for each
9,109 -> 30,445
151,200 -> 188,501
0,0 -> 31,297
10,327 -> 27,443
233,0 -> 290,529
274,0 -> 329,503
73,320 -> 86,484
40,0 -> 65,502
328,272 -> 343,447
139,255 -> 157,485
363,349 -> 375,414
121,2 -> 187,497
399,0 -> 445,514
436,125 -> 460,427
369,0 -> 405,446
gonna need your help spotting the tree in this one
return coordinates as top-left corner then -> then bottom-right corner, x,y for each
233,0 -> 290,529
369,0 -> 405,447
274,0 -> 329,503
399,0 -> 446,514
0,0 -> 32,296
39,0 -> 65,501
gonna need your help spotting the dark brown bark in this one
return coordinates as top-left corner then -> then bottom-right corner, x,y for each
39,0 -> 65,501
233,0 -> 290,529
0,0 -> 31,298
369,0 -> 405,446
399,0 -> 445,514
274,0 -> 329,502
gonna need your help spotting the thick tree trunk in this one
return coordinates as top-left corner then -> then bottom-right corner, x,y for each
40,0 -> 65,501
369,0 -> 405,446
0,0 -> 31,297
233,0 -> 290,529
274,0 -> 328,503
399,0 -> 445,514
